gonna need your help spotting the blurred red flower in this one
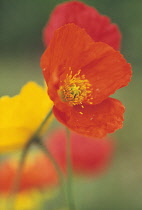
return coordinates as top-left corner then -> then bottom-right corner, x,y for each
41,24 -> 132,138
0,129 -> 114,194
43,1 -> 121,50
0,153 -> 58,194
47,129 -> 115,175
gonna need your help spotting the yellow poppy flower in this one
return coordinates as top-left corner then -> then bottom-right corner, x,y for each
0,82 -> 53,152
0,190 -> 54,210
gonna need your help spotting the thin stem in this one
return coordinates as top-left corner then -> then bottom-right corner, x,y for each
37,140 -> 69,207
8,144 -> 30,210
9,109 -> 53,197
66,128 -> 76,210
31,109 -> 53,141
37,140 -> 65,188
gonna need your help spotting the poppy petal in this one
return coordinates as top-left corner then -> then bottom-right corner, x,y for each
41,24 -> 131,108
47,129 -> 114,175
0,153 -> 58,193
43,1 -> 121,50
53,97 -> 125,138
81,42 -> 132,105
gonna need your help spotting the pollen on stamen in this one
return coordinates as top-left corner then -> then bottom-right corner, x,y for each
58,69 -> 93,106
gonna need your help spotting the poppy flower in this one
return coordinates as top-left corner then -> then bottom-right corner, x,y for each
40,24 -> 132,138
43,1 -> 121,50
0,152 -> 58,194
0,189 -> 53,210
47,128 -> 114,175
0,82 -> 53,152
0,128 -> 114,196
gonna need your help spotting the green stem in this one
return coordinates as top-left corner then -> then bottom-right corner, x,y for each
66,128 -> 76,210
37,141 -> 66,203
9,109 -> 53,196
30,109 -> 53,142
37,141 -> 65,193
8,143 -> 31,210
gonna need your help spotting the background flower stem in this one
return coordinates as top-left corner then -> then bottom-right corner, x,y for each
9,109 -> 53,202
37,140 -> 65,194
66,128 -> 76,210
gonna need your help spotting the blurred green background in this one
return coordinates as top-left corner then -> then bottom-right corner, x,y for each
0,0 -> 142,209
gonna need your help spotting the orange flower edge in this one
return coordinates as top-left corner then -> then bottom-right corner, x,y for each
41,24 -> 132,138
53,98 -> 125,138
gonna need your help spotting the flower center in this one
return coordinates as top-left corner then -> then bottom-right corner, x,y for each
58,69 -> 93,106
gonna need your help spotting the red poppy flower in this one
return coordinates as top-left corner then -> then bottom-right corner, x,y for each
41,24 -> 132,138
47,129 -> 114,175
0,129 -> 114,194
0,153 -> 58,194
43,1 -> 121,50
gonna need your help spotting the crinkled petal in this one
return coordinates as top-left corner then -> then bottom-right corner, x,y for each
81,42 -> 132,105
53,97 -> 125,138
41,24 -> 132,109
43,1 -> 121,50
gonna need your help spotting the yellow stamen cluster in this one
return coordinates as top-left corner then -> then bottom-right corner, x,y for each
59,68 -> 93,106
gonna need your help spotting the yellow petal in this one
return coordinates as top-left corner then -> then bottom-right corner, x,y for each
0,82 -> 53,152
0,190 -> 54,210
